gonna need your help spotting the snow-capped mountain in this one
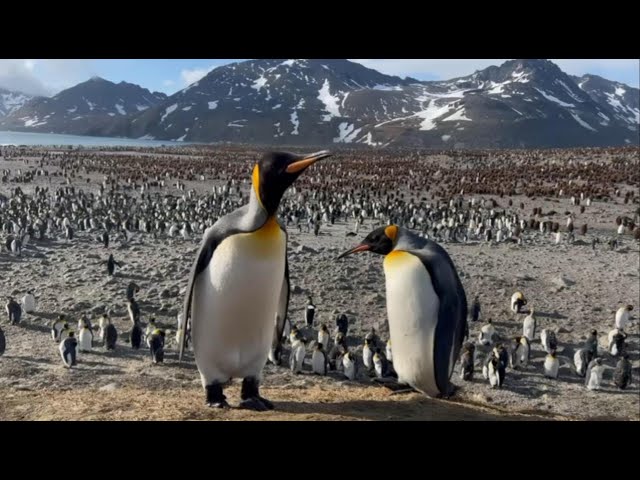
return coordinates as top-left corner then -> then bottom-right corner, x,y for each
362,59 -> 639,148
122,59 -> 414,143
572,73 -> 639,131
0,88 -> 34,117
2,60 -> 637,148
0,77 -> 167,136
124,58 -> 638,147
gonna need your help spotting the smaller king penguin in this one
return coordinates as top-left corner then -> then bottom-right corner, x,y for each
373,348 -> 391,378
131,322 -> 143,350
318,324 -> 330,351
290,337 -> 307,374
51,315 -> 65,342
149,329 -> 165,364
586,358 -> 605,391
544,350 -> 560,379
104,320 -> 118,351
59,331 -> 78,368
311,342 -> 327,375
78,319 -> 93,353
342,351 -> 357,381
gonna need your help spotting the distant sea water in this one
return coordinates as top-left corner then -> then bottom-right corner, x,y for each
0,131 -> 189,147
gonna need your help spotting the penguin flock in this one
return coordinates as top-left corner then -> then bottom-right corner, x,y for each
462,292 -> 635,393
1,144 -> 638,416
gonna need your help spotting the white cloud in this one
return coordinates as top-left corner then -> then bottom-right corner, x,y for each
0,59 -> 51,95
351,59 -> 508,80
0,59 -> 97,96
180,66 -> 216,86
163,79 -> 175,87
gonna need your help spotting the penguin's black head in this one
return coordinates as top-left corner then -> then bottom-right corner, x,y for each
252,150 -> 332,216
337,225 -> 398,259
590,329 -> 597,337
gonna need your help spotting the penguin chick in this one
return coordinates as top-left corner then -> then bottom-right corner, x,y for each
385,338 -> 393,363
573,348 -> 590,377
584,329 -> 598,359
613,355 -> 632,390
459,342 -> 475,381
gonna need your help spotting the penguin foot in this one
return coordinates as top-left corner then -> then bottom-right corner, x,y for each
239,376 -> 274,410
239,397 -> 270,412
205,383 -> 227,408
436,385 -> 459,399
257,396 -> 274,410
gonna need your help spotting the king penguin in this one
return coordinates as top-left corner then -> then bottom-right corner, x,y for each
22,291 -> 36,314
59,331 -> 78,368
78,319 -> 93,353
311,342 -> 328,375
181,150 -> 332,410
337,225 -> 468,398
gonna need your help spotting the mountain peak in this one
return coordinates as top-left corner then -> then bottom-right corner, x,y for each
1,58 -> 637,148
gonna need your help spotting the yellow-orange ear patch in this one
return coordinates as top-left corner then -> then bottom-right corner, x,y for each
385,225 -> 398,242
252,164 -> 264,209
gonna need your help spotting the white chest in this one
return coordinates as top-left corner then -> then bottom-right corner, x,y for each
384,251 -> 440,392
191,222 -> 286,377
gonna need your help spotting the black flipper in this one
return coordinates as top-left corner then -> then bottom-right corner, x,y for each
410,243 -> 468,396
270,223 -> 290,363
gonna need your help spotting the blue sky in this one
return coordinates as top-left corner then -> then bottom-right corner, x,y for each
1,59 -> 638,97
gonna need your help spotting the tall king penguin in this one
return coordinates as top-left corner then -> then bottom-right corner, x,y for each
338,225 -> 468,397
181,150 -> 332,410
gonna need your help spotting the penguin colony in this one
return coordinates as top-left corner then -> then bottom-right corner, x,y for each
0,144 -> 638,418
